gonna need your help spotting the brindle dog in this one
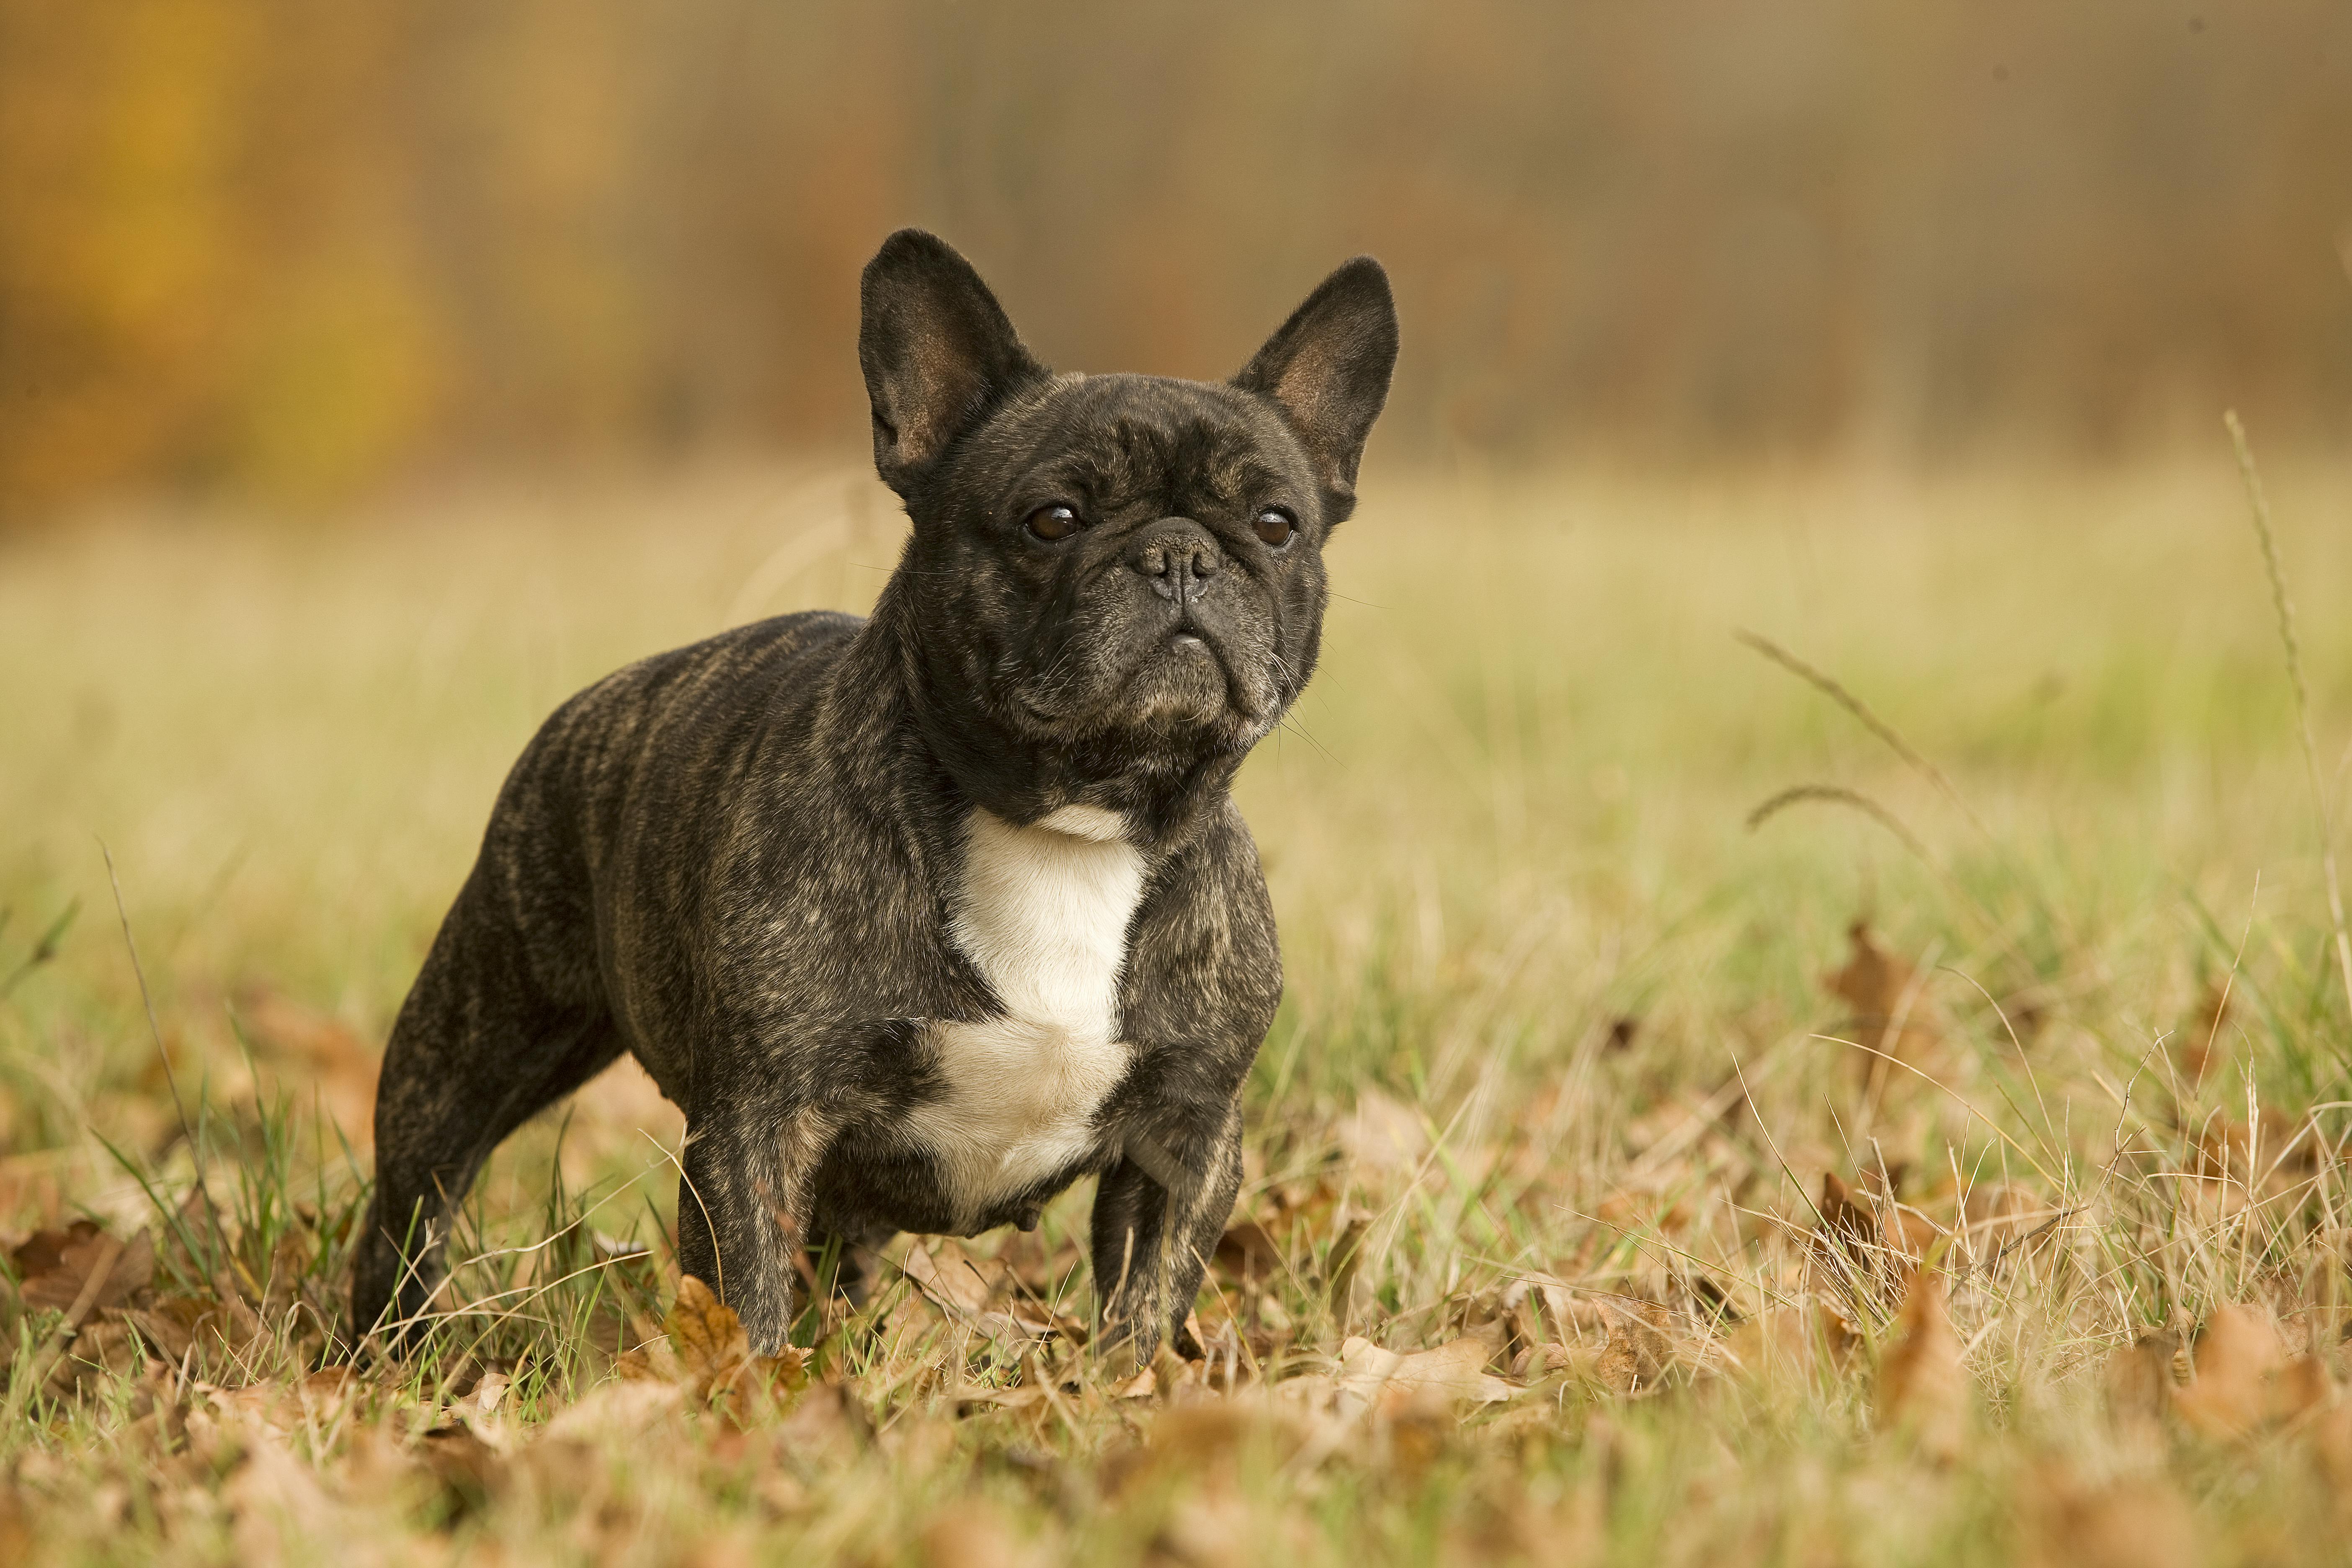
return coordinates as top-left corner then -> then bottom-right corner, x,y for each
352,230 -> 1398,1359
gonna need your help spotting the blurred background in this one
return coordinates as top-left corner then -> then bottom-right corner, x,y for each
3,0 -> 2350,523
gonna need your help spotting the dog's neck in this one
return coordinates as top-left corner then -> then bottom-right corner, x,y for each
856,575 -> 1247,855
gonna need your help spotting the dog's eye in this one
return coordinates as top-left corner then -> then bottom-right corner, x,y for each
1253,508 -> 1297,548
1025,503 -> 1083,542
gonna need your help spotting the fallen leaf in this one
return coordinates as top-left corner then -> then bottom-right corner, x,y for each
1591,1302 -> 1674,1395
2023,1467 -> 2196,1568
233,987 -> 379,1146
1335,1090 -> 1429,1176
1810,1172 -> 1937,1313
2174,1302 -> 2286,1439
1960,1183 -> 2045,1253
668,1275 -> 754,1398
1213,1217 -> 1284,1287
1335,1336 -> 1516,1415
2104,1329 -> 2179,1434
11,1221 -> 154,1316
2173,980 -> 2231,1090
921,1496 -> 1032,1568
1823,921 -> 1942,1085
1875,1271 -> 1965,1463
2308,1400 -> 2352,1521
1722,1300 -> 1859,1382
2192,1108 -> 2322,1199
2272,1354 -> 2335,1425
542,1377 -> 687,1443
902,1240 -> 1008,1318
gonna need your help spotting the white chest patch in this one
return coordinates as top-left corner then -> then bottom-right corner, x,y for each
905,804 -> 1145,1225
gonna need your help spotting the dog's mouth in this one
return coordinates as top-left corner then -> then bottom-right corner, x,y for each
1013,623 -> 1266,734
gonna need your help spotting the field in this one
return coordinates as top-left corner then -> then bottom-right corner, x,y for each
5,454 -> 2352,1565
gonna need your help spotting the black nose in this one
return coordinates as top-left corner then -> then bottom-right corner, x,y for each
1131,522 -> 1222,603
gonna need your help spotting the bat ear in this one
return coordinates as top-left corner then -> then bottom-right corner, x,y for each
1233,257 -> 1399,516
858,230 -> 1047,495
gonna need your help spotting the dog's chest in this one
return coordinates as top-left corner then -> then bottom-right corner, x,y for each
904,805 -> 1145,1222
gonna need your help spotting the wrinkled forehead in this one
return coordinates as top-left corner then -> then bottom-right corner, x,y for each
961,374 -> 1318,513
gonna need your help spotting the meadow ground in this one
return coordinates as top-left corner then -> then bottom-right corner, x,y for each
3,453 -> 2352,1565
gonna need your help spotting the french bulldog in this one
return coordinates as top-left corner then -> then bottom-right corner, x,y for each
351,230 -> 1398,1360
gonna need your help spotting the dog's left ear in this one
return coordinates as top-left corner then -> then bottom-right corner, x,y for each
859,230 -> 1047,495
1233,258 -> 1399,521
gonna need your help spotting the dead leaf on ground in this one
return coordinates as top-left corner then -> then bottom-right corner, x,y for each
1810,1172 -> 1939,1313
12,1220 -> 154,1316
2190,1107 -> 2324,1202
667,1275 -> 753,1397
1875,1271 -> 1966,1464
902,1239 -> 1009,1318
2022,1467 -> 2197,1568
1335,1090 -> 1429,1176
1823,921 -> 1943,1085
2174,980 -> 2232,1090
1213,1217 -> 1284,1287
1722,1300 -> 1860,1383
1334,1336 -> 1517,1416
2105,1329 -> 2180,1435
653,1277 -> 812,1409
2174,1302 -> 2286,1439
233,987 -> 379,1146
921,1496 -> 1038,1568
1960,1183 -> 2048,1255
1591,1302 -> 1676,1395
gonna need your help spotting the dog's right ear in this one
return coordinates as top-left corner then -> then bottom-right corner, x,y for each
859,230 -> 1045,495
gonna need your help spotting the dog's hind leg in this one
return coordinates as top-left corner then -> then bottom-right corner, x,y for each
351,870 -> 622,1352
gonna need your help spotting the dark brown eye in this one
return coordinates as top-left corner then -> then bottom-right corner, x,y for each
1253,507 -> 1297,548
1025,503 -> 1083,542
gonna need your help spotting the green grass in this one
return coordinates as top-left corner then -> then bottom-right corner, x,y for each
3,454 -> 2352,1565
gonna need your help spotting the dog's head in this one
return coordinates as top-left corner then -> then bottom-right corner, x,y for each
859,230 -> 1396,825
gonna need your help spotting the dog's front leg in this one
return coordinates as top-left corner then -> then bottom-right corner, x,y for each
675,1096 -> 835,1354
1091,1101 -> 1245,1366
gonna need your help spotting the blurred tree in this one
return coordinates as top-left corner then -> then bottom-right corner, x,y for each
1,0 -> 2347,522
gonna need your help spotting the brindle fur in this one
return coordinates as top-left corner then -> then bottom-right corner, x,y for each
353,230 -> 1397,1359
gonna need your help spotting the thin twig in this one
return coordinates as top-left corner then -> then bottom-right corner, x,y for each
2226,410 -> 2352,1023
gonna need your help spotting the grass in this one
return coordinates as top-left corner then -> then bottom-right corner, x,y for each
3,452 -> 2352,1565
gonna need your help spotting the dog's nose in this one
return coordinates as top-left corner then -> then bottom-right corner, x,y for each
1130,522 -> 1222,603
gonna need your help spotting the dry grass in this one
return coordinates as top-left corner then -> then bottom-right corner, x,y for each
4,456 -> 2352,1565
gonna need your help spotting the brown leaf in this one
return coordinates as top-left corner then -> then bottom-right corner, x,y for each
2192,1108 -> 2322,1198
1875,1271 -> 1965,1463
2272,1355 -> 2335,1425
2309,1400 -> 2352,1521
2174,1302 -> 2285,1439
1213,1217 -> 1284,1286
2104,1330 -> 2179,1433
921,1497 -> 1036,1568
1960,1183 -> 2045,1252
1592,1302 -> 1674,1395
12,1221 -> 154,1317
1335,1089 -> 1429,1175
1722,1301 -> 1859,1382
234,987 -> 379,1145
2174,981 -> 2232,1090
1823,922 -> 1942,1082
1335,1335 -> 1517,1415
2023,1468 -> 2196,1568
1826,921 -> 1913,1020
901,1240 -> 1007,1318
667,1275 -> 753,1398
1810,1172 -> 1937,1313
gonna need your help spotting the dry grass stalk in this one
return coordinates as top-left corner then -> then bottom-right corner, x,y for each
2226,410 -> 2352,1021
